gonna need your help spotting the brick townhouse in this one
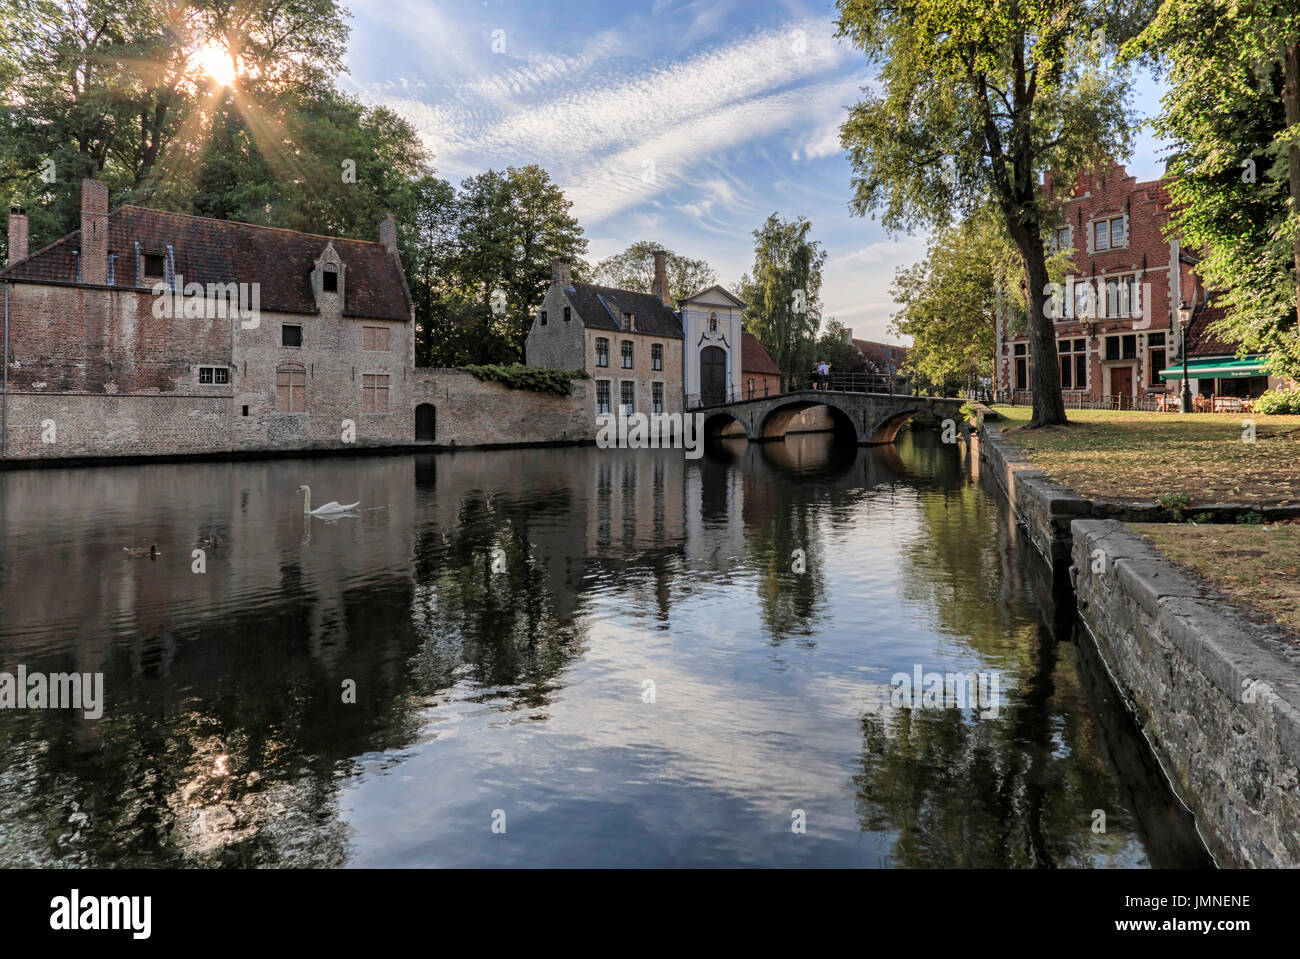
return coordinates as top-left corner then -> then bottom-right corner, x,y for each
1,179 -> 415,459
525,253 -> 685,416
996,161 -> 1282,407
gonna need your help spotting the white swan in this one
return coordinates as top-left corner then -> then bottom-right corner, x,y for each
297,485 -> 360,516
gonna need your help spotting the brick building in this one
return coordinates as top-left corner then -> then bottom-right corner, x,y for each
994,161 -> 1281,406
525,254 -> 685,417
1,179 -> 420,459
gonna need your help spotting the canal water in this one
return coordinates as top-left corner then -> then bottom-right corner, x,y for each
0,431 -> 1210,867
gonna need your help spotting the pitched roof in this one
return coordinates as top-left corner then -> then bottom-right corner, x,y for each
564,281 -> 683,338
680,284 -> 746,308
741,331 -> 780,375
1,206 -> 411,321
852,338 -> 909,370
1186,301 -> 1241,357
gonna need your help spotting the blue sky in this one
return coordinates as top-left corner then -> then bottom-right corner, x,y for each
341,0 -> 1170,345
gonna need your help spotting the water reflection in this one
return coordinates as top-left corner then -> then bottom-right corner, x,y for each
0,430 -> 1208,866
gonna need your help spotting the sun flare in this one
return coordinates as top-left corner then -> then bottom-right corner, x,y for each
190,42 -> 237,88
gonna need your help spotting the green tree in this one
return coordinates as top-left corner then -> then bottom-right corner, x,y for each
836,0 -> 1150,426
740,213 -> 827,386
451,166 -> 589,362
815,319 -> 866,374
1130,1 -> 1300,379
890,206 -> 1027,390
590,241 -> 717,306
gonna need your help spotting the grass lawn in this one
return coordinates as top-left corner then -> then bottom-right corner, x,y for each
990,406 -> 1300,504
1131,523 -> 1300,635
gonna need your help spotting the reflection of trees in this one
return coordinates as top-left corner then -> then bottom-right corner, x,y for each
415,493 -> 589,707
852,622 -> 1147,867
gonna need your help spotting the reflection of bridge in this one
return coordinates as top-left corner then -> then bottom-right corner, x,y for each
696,389 -> 966,445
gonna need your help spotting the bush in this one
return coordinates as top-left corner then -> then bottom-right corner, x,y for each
1252,388 -> 1300,415
459,364 -> 587,396
1158,491 -> 1191,520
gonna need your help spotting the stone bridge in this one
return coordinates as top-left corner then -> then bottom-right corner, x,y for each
697,389 -> 967,445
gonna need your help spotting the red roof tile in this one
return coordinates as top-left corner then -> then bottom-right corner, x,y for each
741,331 -> 780,375
2,206 -> 411,322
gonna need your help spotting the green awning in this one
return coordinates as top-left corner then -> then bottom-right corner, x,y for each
1158,357 -> 1268,380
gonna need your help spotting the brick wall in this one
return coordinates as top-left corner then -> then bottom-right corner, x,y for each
412,370 -> 593,446
998,162 -> 1193,399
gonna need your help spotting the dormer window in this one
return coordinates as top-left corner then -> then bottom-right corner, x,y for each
142,252 -> 166,279
322,268 -> 338,293
622,311 -> 635,331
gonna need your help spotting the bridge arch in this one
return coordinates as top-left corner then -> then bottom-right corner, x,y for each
690,389 -> 964,446
756,400 -> 857,443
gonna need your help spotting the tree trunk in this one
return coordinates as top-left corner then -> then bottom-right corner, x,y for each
1284,40 -> 1300,335
1011,228 -> 1067,427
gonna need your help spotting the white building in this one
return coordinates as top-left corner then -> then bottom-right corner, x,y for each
680,285 -> 746,406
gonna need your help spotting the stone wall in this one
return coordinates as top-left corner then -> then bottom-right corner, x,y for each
2,393 -> 230,459
1072,520 -> 1300,867
412,370 -> 593,447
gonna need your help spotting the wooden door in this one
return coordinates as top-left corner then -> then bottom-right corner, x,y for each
700,347 -> 727,406
1112,367 -> 1133,409
415,403 -> 436,441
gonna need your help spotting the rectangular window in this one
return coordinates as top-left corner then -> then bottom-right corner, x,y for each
621,340 -> 634,369
651,343 -> 663,371
282,325 -> 303,348
595,337 -> 609,368
1055,227 -> 1070,251
1013,342 -> 1029,391
596,379 -> 610,414
1106,334 -> 1137,360
1074,281 -> 1092,319
622,312 -> 634,331
362,326 -> 389,351
620,380 -> 635,414
362,373 -> 390,413
1094,216 -> 1125,251
563,306 -> 571,322
198,366 -> 230,385
1111,217 -> 1126,249
1095,221 -> 1109,251
1058,339 -> 1087,391
276,369 -> 306,412
652,381 -> 664,414
540,310 -> 548,326
322,269 -> 338,293
1148,332 -> 1167,385
199,367 -> 214,384
142,252 -> 166,278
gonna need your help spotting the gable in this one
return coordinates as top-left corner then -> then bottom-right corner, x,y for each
682,284 -> 746,309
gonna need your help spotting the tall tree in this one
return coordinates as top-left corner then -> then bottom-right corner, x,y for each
1130,1 -> 1300,380
836,0 -> 1151,426
590,241 -> 717,306
739,213 -> 827,386
890,206 -> 1028,390
451,166 -> 588,361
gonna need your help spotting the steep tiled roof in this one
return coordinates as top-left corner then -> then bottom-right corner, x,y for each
564,281 -> 683,338
852,338 -> 909,371
1186,301 -> 1241,357
1,206 -> 411,321
741,331 -> 780,375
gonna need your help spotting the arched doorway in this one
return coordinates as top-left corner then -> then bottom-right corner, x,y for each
415,403 -> 436,441
700,346 -> 727,406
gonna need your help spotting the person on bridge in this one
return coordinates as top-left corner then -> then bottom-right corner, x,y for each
816,360 -> 830,390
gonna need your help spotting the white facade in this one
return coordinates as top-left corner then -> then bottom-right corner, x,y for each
680,285 -> 745,402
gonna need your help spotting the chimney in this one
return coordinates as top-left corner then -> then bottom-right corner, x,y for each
651,249 -> 669,304
551,257 -> 572,288
380,213 -> 398,254
80,178 -> 109,285
7,205 -> 28,265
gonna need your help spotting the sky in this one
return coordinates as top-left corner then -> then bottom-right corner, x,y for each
340,0 -> 1171,346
